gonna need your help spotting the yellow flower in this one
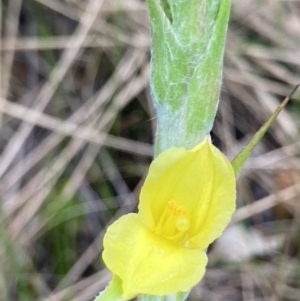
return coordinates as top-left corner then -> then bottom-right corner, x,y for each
102,136 -> 236,298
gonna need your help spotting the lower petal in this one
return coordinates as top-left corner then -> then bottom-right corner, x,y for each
102,214 -> 208,297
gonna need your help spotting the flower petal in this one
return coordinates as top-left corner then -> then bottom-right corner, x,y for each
102,213 -> 208,297
139,136 -> 236,249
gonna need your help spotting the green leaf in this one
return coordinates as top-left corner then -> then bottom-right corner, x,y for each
146,0 -> 231,154
93,276 -> 129,301
138,290 -> 190,301
147,0 -> 188,111
231,84 -> 300,176
185,0 -> 231,145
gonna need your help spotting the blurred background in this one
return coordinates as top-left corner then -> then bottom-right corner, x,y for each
1,0 -> 300,300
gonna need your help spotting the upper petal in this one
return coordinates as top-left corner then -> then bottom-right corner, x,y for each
139,136 -> 236,249
102,213 -> 207,297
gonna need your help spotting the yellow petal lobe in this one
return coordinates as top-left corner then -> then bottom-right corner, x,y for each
139,136 -> 236,249
103,214 -> 208,297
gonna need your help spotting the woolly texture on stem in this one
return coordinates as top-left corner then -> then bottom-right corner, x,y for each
147,0 -> 231,154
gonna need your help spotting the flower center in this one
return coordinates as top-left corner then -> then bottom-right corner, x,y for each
154,200 -> 190,243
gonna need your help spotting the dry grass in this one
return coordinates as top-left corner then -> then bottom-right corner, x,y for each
1,0 -> 300,300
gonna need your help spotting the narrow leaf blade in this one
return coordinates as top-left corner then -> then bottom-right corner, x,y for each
231,84 -> 300,176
